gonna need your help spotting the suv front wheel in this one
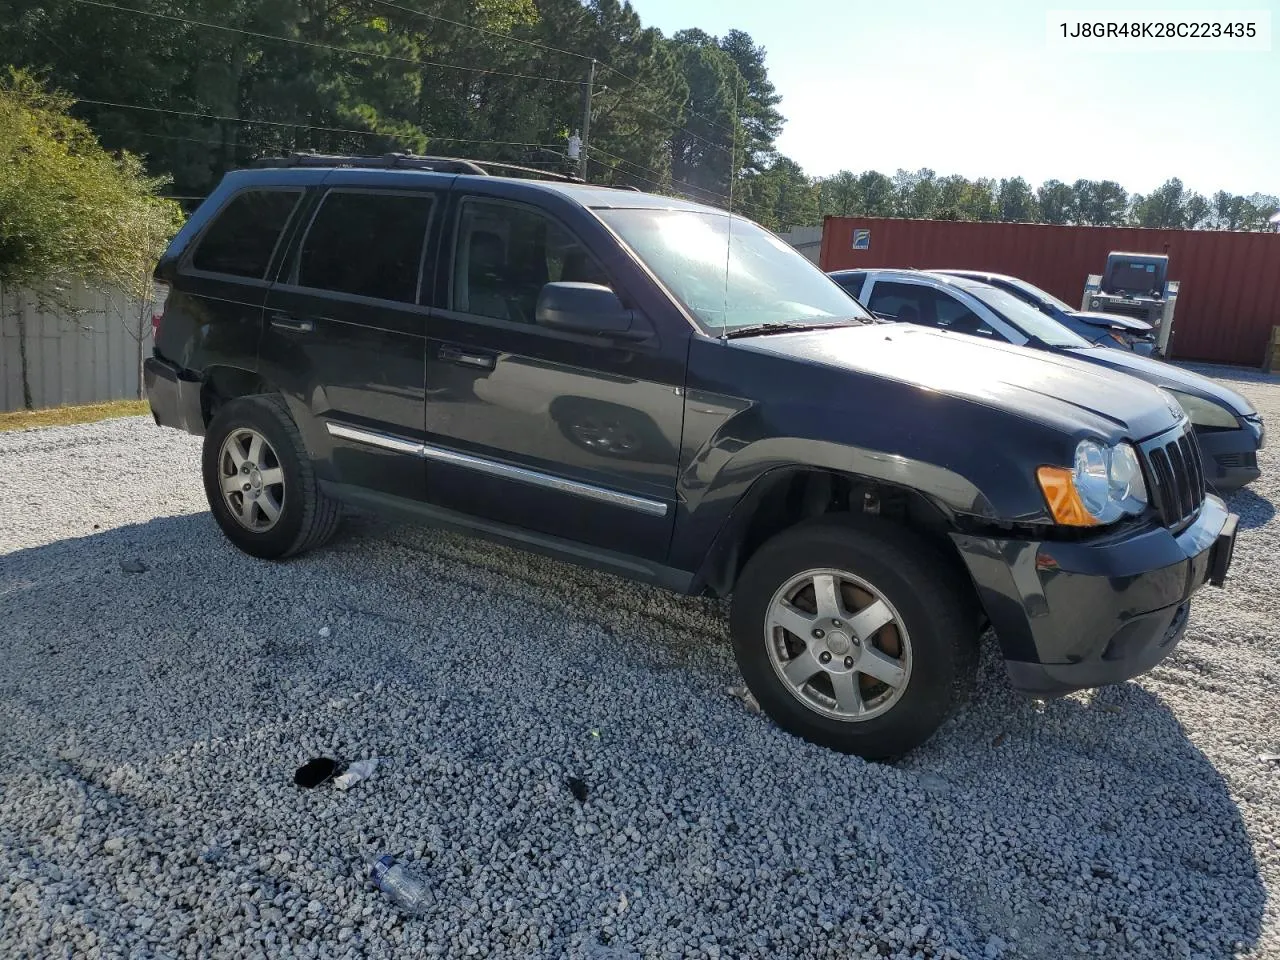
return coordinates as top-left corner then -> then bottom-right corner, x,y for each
201,395 -> 341,559
730,517 -> 978,760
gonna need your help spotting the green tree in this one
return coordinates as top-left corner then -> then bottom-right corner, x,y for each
1071,179 -> 1128,225
1183,192 -> 1212,229
1036,179 -> 1074,224
892,168 -> 938,218
817,170 -> 860,217
1130,178 -> 1188,227
749,155 -> 816,229
0,71 -> 183,407
997,176 -> 1037,222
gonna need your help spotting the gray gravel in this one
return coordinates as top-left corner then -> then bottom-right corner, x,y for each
1,369 -> 1278,959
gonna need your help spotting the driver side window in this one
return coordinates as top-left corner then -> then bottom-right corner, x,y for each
451,200 -> 609,323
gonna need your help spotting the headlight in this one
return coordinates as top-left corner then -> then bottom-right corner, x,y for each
1037,440 -> 1148,527
1090,298 -> 1101,309
1167,389 -> 1239,429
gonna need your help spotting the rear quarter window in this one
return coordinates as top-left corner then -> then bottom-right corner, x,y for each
190,190 -> 301,279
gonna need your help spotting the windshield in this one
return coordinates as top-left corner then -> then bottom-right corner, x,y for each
967,285 -> 1092,347
1010,278 -> 1074,313
596,208 -> 870,332
1108,260 -> 1161,296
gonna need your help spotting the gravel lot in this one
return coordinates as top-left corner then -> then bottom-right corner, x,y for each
2,367 -> 1278,959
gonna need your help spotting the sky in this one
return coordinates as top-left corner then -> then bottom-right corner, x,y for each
628,0 -> 1279,197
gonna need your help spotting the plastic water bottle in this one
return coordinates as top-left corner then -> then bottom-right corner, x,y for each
369,855 -> 432,915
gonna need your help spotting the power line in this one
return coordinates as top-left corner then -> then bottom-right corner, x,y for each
362,0 -> 740,145
68,0 -> 581,86
367,0 -> 588,64
596,63 -> 737,140
586,145 -> 728,206
69,0 -> 744,175
77,99 -> 392,138
123,125 -> 560,155
605,93 -> 732,156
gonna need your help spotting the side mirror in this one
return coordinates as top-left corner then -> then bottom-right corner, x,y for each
536,282 -> 649,340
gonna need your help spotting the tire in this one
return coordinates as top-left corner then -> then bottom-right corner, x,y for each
201,394 -> 341,559
729,516 -> 978,760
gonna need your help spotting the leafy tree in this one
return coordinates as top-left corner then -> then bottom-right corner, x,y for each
1183,192 -> 1212,229
1071,179 -> 1127,225
893,168 -> 938,218
1130,177 -> 1188,227
715,29 -> 783,175
746,155 -> 815,230
997,177 -> 1037,223
0,70 -> 182,407
817,170 -> 861,217
1036,179 -> 1074,224
1245,193 -> 1280,230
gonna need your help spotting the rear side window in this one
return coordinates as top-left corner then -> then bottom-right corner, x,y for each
296,191 -> 435,303
832,273 -> 866,298
191,190 -> 300,278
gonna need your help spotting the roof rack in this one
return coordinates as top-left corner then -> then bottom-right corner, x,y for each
251,151 -> 587,184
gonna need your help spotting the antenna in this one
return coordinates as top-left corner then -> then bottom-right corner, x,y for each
720,73 -> 742,339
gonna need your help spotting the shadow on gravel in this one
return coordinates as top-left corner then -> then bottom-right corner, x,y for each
1,514 -> 1269,957
1225,486 -> 1275,531
904,648 -> 1268,957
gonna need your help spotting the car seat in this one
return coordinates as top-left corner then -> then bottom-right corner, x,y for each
464,230 -> 511,320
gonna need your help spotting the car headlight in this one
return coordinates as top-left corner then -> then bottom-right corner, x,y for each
1037,440 -> 1148,527
1166,389 -> 1240,429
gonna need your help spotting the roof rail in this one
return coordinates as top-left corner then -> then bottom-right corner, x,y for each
251,151 -> 587,184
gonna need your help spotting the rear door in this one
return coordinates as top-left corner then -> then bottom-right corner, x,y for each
420,193 -> 686,562
160,186 -> 305,372
259,183 -> 442,501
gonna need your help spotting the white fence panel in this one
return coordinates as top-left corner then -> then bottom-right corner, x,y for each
779,225 -> 823,264
0,282 -> 151,412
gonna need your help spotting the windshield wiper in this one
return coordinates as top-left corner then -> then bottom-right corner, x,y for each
722,318 -> 873,339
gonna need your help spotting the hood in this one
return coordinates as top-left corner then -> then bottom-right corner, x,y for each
1067,310 -> 1154,334
735,324 -> 1182,441
1064,347 -> 1256,416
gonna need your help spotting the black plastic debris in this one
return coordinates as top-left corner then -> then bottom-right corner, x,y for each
119,559 -> 148,574
295,757 -> 346,788
565,776 -> 588,803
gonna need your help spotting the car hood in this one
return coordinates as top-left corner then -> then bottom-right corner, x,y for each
1068,310 -> 1154,333
735,324 -> 1182,441
1063,347 -> 1256,416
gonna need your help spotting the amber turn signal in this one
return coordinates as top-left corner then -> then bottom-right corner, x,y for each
1036,466 -> 1100,527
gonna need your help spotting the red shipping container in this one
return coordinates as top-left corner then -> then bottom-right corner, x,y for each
819,216 -> 1280,367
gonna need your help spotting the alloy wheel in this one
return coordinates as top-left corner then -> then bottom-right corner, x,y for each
764,568 -> 912,721
217,427 -> 286,532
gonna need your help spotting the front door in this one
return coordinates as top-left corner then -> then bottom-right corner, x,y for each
259,186 -> 439,501
423,196 -> 685,562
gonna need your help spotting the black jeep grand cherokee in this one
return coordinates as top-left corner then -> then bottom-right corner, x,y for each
145,156 -> 1237,759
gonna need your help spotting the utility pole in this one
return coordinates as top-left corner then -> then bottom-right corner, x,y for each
579,59 -> 596,181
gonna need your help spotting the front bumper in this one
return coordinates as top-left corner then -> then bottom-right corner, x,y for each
953,495 -> 1237,697
1195,421 -> 1263,492
143,355 -> 205,436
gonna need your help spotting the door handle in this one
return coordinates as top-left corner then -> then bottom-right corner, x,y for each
270,313 -> 314,333
438,344 -> 496,370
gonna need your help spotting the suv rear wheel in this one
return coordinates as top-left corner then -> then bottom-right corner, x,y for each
730,517 -> 977,760
202,395 -> 341,559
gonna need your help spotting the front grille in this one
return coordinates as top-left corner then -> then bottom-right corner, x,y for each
1096,298 -> 1158,323
1141,425 -> 1205,529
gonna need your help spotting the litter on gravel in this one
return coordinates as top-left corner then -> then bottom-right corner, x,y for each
333,759 -> 379,791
